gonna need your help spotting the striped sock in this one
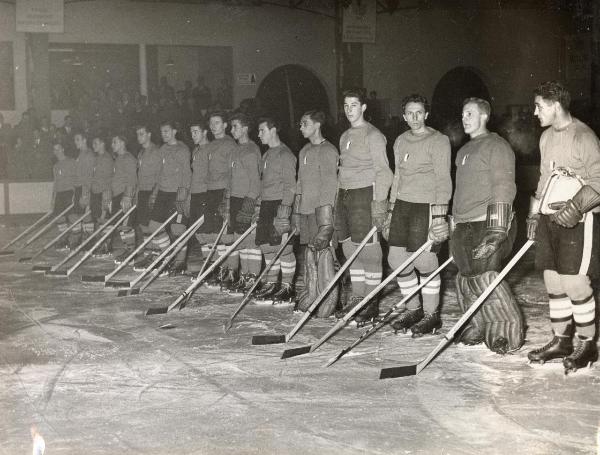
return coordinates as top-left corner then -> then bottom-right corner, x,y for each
396,269 -> 420,310
421,270 -> 441,314
572,294 -> 596,339
280,251 -> 296,284
247,248 -> 262,276
548,293 -> 573,336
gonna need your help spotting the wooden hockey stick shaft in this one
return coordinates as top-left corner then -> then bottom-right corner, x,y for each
65,205 -> 137,276
0,210 -> 55,251
22,203 -> 75,247
30,210 -> 91,261
226,228 -> 296,330
49,209 -> 124,272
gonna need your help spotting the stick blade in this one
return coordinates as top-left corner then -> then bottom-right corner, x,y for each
379,363 -> 418,379
281,345 -> 311,359
18,256 -> 32,263
105,280 -> 130,288
0,250 -> 15,256
251,334 -> 286,345
32,265 -> 51,272
145,306 -> 168,315
117,289 -> 133,297
45,270 -> 67,276
81,274 -> 106,282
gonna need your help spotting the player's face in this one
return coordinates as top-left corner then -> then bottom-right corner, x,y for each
136,128 -> 150,146
403,102 -> 428,133
92,138 -> 104,154
74,134 -> 86,151
300,116 -> 319,139
210,116 -> 226,137
190,126 -> 205,144
344,97 -> 365,124
230,120 -> 246,141
160,125 -> 176,143
258,122 -> 273,145
533,95 -> 557,128
112,137 -> 124,154
462,103 -> 486,137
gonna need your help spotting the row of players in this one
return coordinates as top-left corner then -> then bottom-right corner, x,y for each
50,81 -> 599,374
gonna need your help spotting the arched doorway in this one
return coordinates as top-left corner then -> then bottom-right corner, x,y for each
430,67 -> 490,149
256,65 -> 330,151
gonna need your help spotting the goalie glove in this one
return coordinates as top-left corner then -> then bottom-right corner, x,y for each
312,204 -> 334,250
549,185 -> 600,228
472,202 -> 511,260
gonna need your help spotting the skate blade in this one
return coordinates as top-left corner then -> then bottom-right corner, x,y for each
81,274 -> 106,282
105,280 -> 131,288
281,345 -> 311,359
253,298 -> 275,306
32,265 -> 51,272
251,334 -> 286,345
379,363 -> 418,379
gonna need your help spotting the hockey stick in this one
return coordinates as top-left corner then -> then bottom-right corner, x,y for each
251,226 -> 378,345
145,222 -> 257,315
20,210 -> 91,262
179,219 -> 229,306
134,218 -> 206,295
225,228 -> 297,331
81,211 -> 178,284
21,203 -> 75,249
47,206 -> 136,277
116,215 -> 205,297
281,239 -> 434,359
41,209 -> 124,274
325,256 -> 454,367
379,240 -> 534,379
0,210 -> 55,254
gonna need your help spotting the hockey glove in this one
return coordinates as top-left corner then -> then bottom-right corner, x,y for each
382,202 -> 394,241
101,190 -> 112,214
472,202 -> 511,260
428,204 -> 449,244
273,204 -> 292,235
236,196 -> 256,229
175,187 -> 188,216
218,190 -> 230,224
371,199 -> 389,232
79,187 -> 90,209
549,185 -> 600,228
291,195 -> 301,236
312,204 -> 334,250
526,197 -> 540,240
148,188 -> 158,210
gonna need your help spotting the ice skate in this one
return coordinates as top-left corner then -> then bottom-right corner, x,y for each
563,336 -> 598,374
391,307 -> 423,334
252,281 -> 279,304
410,311 -> 441,337
527,334 -> 573,364
271,282 -> 295,305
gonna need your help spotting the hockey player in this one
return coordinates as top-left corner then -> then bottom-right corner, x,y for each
294,110 -> 339,317
385,94 -> 452,336
527,81 -> 599,372
225,112 -> 262,295
51,141 -> 77,250
253,117 -> 297,304
134,124 -> 162,265
89,134 -> 114,256
198,112 -> 237,286
186,120 -> 210,274
69,131 -> 95,249
335,89 -> 393,325
110,134 -> 138,263
450,97 -> 524,354
135,121 -> 191,273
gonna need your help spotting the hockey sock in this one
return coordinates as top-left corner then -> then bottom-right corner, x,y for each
263,253 -> 280,283
571,294 -> 596,339
342,240 -> 365,297
279,247 -> 296,284
549,293 -> 573,336
247,249 -> 263,276
361,243 -> 383,296
396,269 -> 420,310
421,270 -> 441,314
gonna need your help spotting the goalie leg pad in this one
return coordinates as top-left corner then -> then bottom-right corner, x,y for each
315,246 -> 339,318
296,247 -> 318,313
466,271 -> 525,353
455,273 -> 485,345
